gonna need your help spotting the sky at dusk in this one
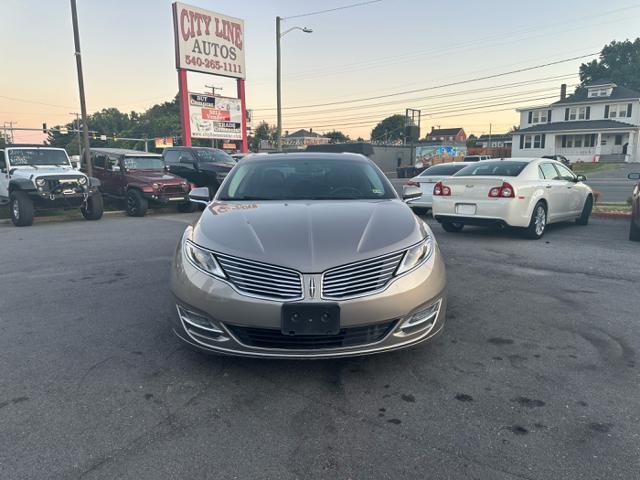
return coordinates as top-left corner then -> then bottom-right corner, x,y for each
2,0 -> 640,144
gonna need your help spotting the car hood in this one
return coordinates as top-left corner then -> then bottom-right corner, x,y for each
126,171 -> 185,184
11,167 -> 84,179
191,199 -> 429,272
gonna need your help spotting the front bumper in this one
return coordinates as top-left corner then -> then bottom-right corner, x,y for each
142,192 -> 190,205
432,197 -> 531,228
170,241 -> 447,359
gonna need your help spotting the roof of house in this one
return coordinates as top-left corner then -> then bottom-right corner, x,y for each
477,134 -> 513,141
516,120 -> 637,134
552,83 -> 640,105
427,128 -> 464,136
284,129 -> 322,138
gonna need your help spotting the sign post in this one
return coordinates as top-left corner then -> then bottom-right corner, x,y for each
172,2 -> 247,151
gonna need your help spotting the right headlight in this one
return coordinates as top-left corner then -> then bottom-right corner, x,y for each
183,240 -> 226,279
396,237 -> 433,276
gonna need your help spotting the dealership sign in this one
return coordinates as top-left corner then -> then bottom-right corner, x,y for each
189,93 -> 242,140
173,2 -> 245,79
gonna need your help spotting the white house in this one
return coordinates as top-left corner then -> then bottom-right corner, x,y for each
511,81 -> 640,163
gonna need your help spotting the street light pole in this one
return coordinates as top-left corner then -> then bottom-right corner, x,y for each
276,16 -> 282,151
69,0 -> 92,177
275,18 -> 312,152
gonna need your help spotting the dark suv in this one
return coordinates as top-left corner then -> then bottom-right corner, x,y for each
162,147 -> 235,195
87,148 -> 193,217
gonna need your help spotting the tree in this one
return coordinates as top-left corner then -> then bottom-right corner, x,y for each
579,39 -> 640,91
370,114 -> 405,143
466,134 -> 477,148
324,130 -> 350,144
251,121 -> 276,151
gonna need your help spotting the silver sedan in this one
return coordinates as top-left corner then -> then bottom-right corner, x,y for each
406,162 -> 474,214
170,153 -> 447,358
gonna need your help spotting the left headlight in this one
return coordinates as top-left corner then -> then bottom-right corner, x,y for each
396,237 -> 433,276
183,240 -> 226,279
36,177 -> 46,187
78,176 -> 88,185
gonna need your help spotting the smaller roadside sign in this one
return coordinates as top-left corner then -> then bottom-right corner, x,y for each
155,137 -> 174,148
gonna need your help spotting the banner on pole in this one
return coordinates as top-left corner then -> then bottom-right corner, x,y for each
189,92 -> 242,140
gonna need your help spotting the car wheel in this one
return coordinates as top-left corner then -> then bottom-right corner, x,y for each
630,218 -> 640,241
411,207 -> 428,216
441,222 -> 464,233
575,195 -> 593,225
81,193 -> 104,221
126,189 -> 148,217
177,201 -> 196,213
9,191 -> 34,227
523,202 -> 547,239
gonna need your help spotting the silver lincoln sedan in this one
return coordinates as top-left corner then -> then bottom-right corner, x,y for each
170,153 -> 447,358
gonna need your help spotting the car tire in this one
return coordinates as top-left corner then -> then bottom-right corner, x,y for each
126,189 -> 148,217
9,191 -> 34,227
630,219 -> 640,241
177,202 -> 196,213
81,193 -> 104,221
441,222 -> 464,233
411,207 -> 428,216
523,201 -> 547,239
575,195 -> 593,226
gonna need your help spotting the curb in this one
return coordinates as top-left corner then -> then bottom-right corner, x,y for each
592,211 -> 631,219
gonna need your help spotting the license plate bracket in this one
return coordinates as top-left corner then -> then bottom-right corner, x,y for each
455,203 -> 477,215
281,304 -> 340,336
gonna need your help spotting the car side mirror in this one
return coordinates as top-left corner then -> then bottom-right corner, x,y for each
111,165 -> 120,172
189,187 -> 210,205
628,173 -> 640,180
576,174 -> 586,182
402,185 -> 422,201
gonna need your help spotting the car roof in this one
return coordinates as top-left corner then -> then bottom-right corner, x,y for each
241,152 -> 370,163
90,147 -> 160,157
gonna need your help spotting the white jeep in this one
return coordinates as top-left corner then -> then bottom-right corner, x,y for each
0,146 -> 104,227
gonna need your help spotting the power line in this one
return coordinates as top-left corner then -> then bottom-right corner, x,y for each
253,51 -> 598,112
252,75 -> 578,121
283,0 -> 382,19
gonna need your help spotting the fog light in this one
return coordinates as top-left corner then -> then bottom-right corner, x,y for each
397,299 -> 442,336
176,305 -> 231,346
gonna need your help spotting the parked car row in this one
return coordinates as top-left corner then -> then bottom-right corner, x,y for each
408,157 -> 595,239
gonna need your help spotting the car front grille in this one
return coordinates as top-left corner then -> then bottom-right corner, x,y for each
216,254 -> 303,300
45,177 -> 83,194
159,184 -> 185,195
322,251 -> 405,299
226,320 -> 397,350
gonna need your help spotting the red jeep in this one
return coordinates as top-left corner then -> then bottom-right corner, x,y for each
88,148 -> 194,216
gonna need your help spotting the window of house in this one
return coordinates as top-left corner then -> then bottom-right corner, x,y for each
615,135 -> 623,145
608,104 -> 629,118
532,110 -> 548,124
578,107 -> 587,120
568,108 -> 577,120
574,136 -> 582,148
533,135 -> 542,148
524,135 -> 532,148
566,136 -> 573,148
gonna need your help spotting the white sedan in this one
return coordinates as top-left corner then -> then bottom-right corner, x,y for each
431,158 -> 594,239
406,162 -> 474,214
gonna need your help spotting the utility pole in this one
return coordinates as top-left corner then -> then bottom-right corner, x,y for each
275,16 -> 282,151
488,123 -> 492,155
70,0 -> 92,176
4,122 -> 16,143
70,113 -> 81,159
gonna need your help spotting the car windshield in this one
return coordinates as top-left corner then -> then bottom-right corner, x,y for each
123,156 -> 164,170
218,157 -> 396,201
454,161 -> 528,177
8,148 -> 70,167
193,148 -> 235,164
419,163 -> 468,176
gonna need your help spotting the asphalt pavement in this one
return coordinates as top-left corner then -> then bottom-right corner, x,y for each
1,211 -> 639,479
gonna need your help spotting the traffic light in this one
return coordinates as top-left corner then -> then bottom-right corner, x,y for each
42,123 -> 47,133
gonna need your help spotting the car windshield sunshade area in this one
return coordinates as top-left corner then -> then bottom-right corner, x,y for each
454,161 -> 528,177
420,164 -> 469,176
8,149 -> 69,166
123,157 -> 165,170
193,148 -> 235,164
218,158 -> 396,201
